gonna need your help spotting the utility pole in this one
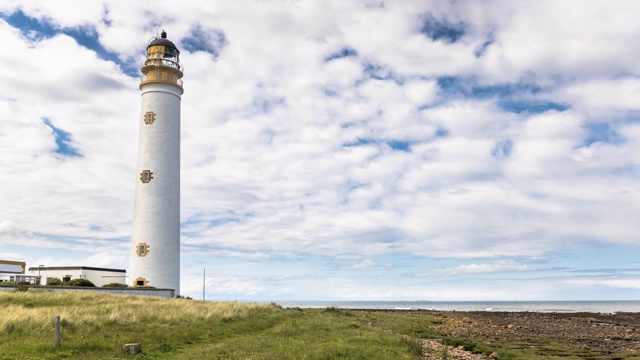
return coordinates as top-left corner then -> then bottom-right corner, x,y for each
202,268 -> 206,301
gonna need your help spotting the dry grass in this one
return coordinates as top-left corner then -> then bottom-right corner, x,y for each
0,290 -> 284,359
0,290 -> 268,334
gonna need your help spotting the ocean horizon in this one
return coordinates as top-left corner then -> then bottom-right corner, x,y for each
272,300 -> 640,313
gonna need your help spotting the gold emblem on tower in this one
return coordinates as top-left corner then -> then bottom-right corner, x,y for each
143,111 -> 156,124
136,243 -> 150,257
140,170 -> 153,183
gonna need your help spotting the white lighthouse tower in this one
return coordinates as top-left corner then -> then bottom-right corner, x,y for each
130,31 -> 183,295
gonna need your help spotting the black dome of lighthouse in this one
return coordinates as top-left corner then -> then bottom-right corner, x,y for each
148,30 -> 180,54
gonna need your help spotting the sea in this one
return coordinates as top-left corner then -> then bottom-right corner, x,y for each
273,301 -> 640,314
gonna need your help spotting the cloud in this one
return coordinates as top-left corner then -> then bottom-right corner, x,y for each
491,139 -> 513,157
419,12 -> 466,43
324,47 -> 358,62
0,221 -> 29,243
181,24 -> 227,58
2,1 -> 640,300
432,263 -> 533,275
564,279 -> 640,290
0,8 -> 139,76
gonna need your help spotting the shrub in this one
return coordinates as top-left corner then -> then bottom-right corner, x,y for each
66,278 -> 95,287
101,283 -> 128,288
15,284 -> 29,292
47,277 -> 63,286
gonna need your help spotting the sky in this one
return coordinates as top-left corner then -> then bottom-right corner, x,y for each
1,1 -> 640,301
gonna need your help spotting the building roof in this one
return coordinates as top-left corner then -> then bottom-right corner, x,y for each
148,30 -> 179,53
28,266 -> 126,273
0,260 -> 26,265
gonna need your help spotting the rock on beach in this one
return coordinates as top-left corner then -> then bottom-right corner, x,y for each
428,310 -> 640,358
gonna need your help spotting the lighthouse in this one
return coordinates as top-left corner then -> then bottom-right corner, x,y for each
130,31 -> 183,295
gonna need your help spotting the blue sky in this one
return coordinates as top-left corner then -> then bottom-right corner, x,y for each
1,1 -> 640,301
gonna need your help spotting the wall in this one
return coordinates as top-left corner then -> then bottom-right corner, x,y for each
0,285 -> 174,298
27,268 -> 126,287
130,82 -> 181,294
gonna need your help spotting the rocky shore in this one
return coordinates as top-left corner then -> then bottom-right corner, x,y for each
422,339 -> 496,360
422,310 -> 640,359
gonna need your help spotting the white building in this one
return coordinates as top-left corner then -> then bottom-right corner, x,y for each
27,266 -> 126,287
129,31 -> 183,294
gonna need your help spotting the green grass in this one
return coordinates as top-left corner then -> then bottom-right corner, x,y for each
182,308 -> 425,359
0,291 -> 443,359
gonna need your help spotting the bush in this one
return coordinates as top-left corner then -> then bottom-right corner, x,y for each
66,278 -> 95,287
47,278 -> 63,286
15,284 -> 29,292
101,283 -> 128,288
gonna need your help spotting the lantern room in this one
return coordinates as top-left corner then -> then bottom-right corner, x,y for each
140,31 -> 184,92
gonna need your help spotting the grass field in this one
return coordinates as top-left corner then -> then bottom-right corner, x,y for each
0,290 -> 443,359
7,290 -> 627,359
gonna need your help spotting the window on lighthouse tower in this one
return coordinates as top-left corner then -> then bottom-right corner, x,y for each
136,243 -> 150,257
144,111 -> 156,124
140,170 -> 153,183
